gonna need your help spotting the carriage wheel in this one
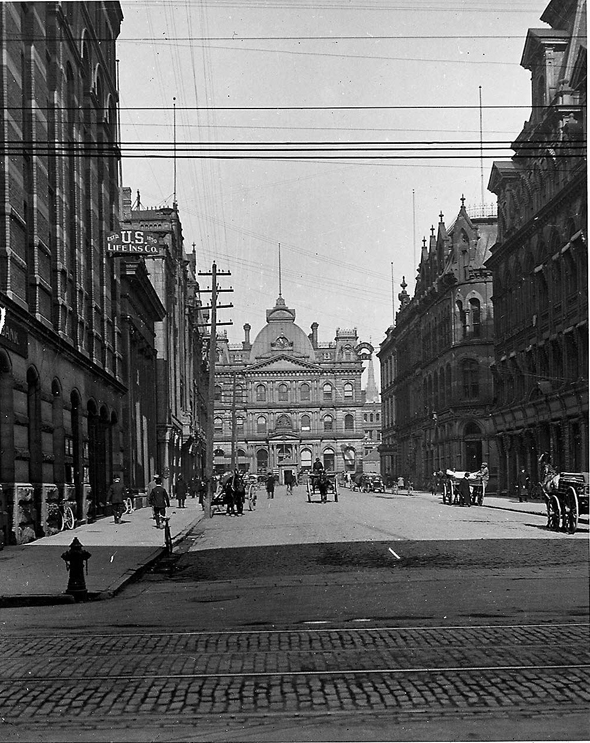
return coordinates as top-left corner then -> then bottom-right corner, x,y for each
563,487 -> 579,534
547,494 -> 561,531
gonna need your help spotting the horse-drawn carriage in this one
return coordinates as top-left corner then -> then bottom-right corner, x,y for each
441,470 -> 483,506
543,471 -> 589,534
306,472 -> 339,503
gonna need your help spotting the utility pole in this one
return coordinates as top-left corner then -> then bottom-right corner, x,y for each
230,372 -> 239,471
198,262 -> 233,518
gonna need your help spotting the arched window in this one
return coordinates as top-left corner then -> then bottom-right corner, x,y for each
369,413 -> 374,422
300,383 -> 310,401
323,448 -> 335,471
344,414 -> 354,431
456,300 -> 467,339
344,382 -> 353,399
300,448 -> 312,470
462,359 -> 479,399
256,384 -> 266,402
256,416 -> 267,434
214,417 -> 223,433
256,449 -> 268,472
301,414 -> 311,431
236,416 -> 245,432
469,298 -> 481,337
323,383 -> 333,401
323,414 -> 333,432
278,383 -> 288,402
214,385 -> 222,402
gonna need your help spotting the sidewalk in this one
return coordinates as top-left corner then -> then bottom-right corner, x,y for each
381,487 -> 550,517
0,502 -> 205,608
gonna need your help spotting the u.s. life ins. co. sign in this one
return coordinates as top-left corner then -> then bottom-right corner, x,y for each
107,230 -> 161,255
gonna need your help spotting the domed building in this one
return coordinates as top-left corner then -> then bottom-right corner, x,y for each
213,295 -> 373,481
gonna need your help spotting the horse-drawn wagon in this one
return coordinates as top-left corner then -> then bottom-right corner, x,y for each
441,470 -> 483,506
306,472 -> 339,503
543,471 -> 589,533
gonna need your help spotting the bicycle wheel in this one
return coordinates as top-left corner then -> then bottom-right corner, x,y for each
63,506 -> 75,530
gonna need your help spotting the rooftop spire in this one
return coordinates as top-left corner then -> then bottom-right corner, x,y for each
364,356 -> 380,403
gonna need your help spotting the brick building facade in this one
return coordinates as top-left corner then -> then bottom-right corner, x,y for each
0,2 -> 125,543
486,0 -> 588,490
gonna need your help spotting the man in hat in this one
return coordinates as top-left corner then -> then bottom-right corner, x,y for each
107,475 -> 127,524
148,476 -> 170,528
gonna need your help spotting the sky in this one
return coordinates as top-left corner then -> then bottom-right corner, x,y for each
116,0 -> 550,389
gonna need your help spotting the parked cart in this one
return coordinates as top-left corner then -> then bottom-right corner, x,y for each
544,472 -> 589,534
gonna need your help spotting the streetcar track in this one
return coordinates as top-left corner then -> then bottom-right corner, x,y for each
0,620 -> 587,640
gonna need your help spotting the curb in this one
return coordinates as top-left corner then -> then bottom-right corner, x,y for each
0,511 -> 205,608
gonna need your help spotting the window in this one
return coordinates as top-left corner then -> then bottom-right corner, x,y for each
301,414 -> 311,431
256,416 -> 267,434
236,416 -> 245,432
469,298 -> 481,337
462,359 -> 479,399
344,382 -> 353,399
457,300 -> 467,339
300,383 -> 310,401
256,385 -> 266,402
376,412 -> 380,422
214,417 -> 223,433
323,383 -> 333,400
235,385 -> 244,403
369,413 -> 374,422
214,385 -> 222,402
323,448 -> 335,471
300,448 -> 312,469
323,415 -> 333,431
278,383 -> 288,402
364,413 -> 368,422
256,449 -> 268,471
345,414 -> 354,431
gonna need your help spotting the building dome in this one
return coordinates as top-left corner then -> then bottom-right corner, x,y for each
249,296 -> 315,361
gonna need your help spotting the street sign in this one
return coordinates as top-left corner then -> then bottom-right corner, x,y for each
107,230 -> 161,255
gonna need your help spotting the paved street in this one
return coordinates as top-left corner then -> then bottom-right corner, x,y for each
1,486 -> 588,741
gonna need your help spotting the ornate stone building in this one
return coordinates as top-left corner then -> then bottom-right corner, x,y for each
379,200 -> 498,489
0,2 -> 125,543
213,294 -> 373,481
486,0 -> 587,490
120,190 -> 209,493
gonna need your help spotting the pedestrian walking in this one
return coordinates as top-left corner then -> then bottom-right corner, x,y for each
176,475 -> 187,508
517,467 -> 530,502
458,473 -> 471,507
232,471 -> 245,515
397,476 -> 404,492
284,470 -> 294,495
266,472 -> 275,499
148,476 -> 170,528
107,474 -> 127,524
198,478 -> 207,510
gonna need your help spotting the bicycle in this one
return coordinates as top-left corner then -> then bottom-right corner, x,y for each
47,501 -> 76,532
162,517 -> 173,553
122,496 -> 134,515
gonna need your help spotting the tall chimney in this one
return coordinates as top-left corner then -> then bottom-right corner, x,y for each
310,322 -> 318,349
243,323 -> 251,349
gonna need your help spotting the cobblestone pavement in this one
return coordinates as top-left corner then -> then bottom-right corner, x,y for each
1,623 -> 588,739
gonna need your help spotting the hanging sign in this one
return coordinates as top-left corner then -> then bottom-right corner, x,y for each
107,230 -> 161,255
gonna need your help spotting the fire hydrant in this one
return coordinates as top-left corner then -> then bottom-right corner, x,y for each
61,537 -> 91,601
